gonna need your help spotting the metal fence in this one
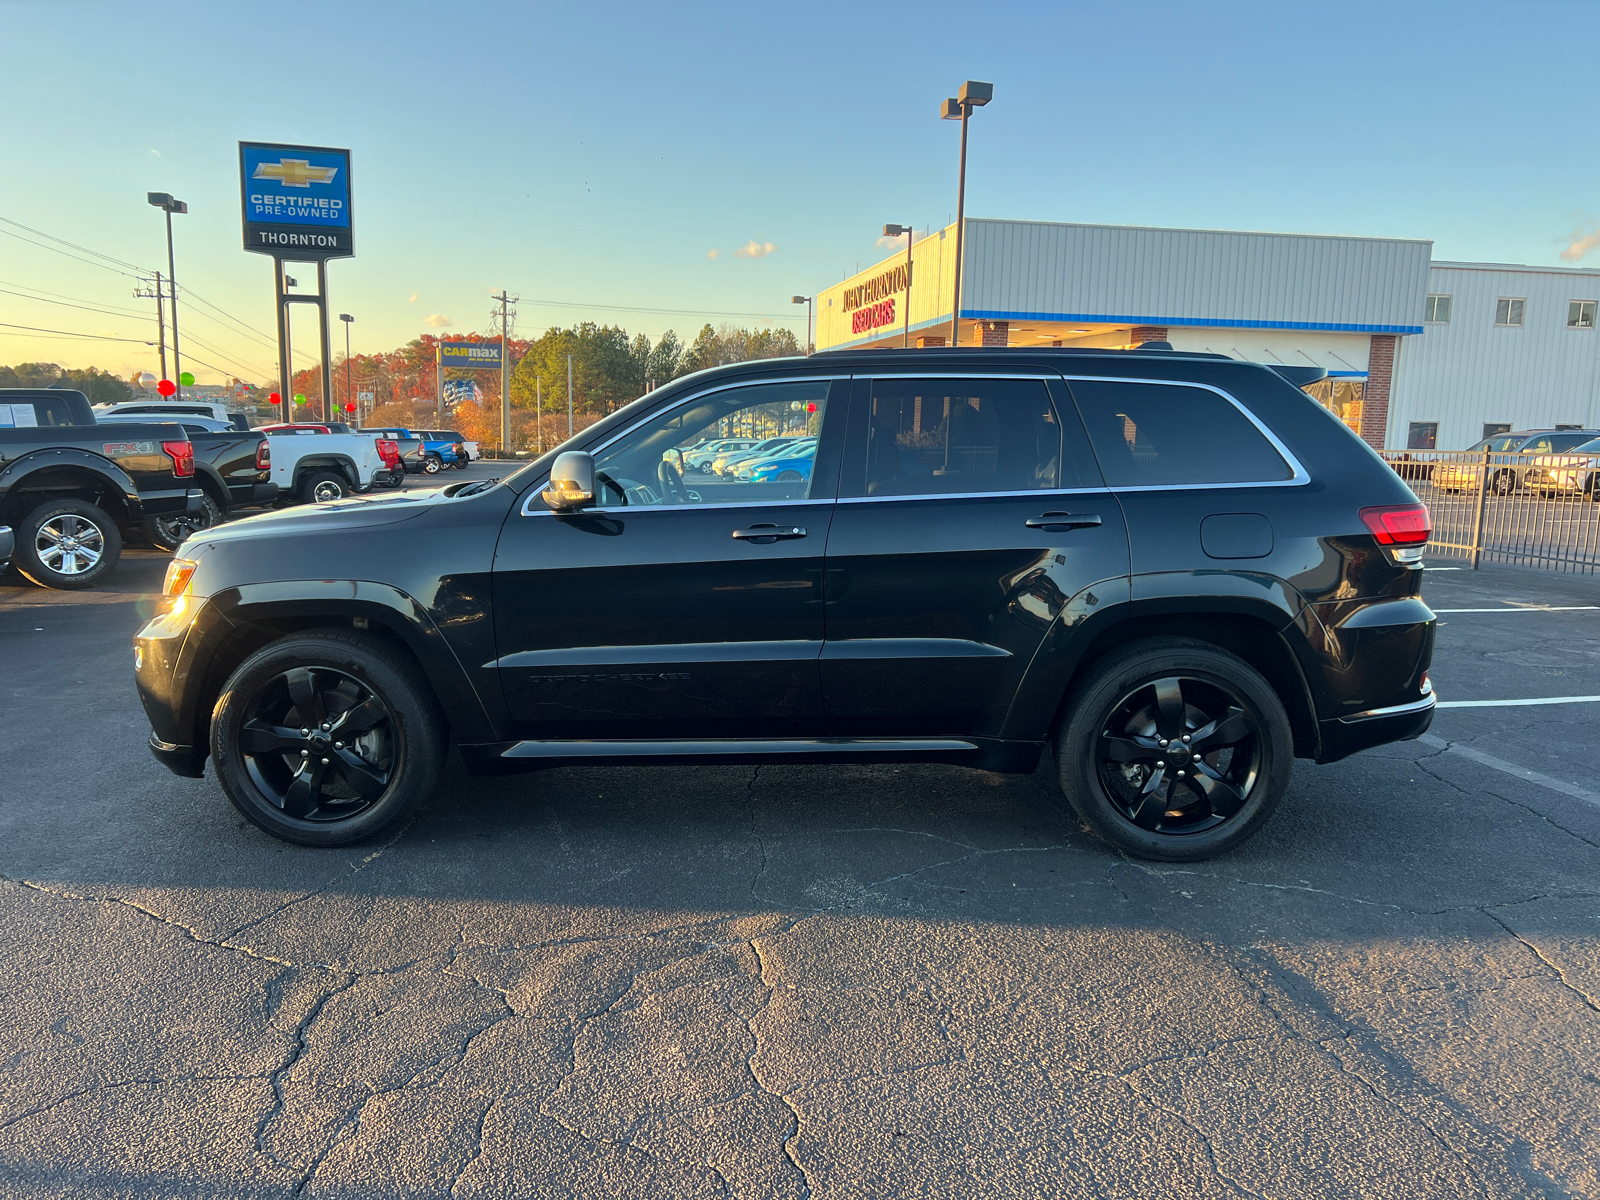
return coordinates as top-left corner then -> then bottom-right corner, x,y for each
1381,449 -> 1600,573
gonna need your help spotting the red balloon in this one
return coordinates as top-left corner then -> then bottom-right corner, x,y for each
344,404 -> 356,413
157,379 -> 176,397
268,392 -> 282,405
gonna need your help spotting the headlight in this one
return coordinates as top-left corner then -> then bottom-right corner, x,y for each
163,557 -> 199,596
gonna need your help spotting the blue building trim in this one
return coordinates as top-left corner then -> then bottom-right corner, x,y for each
963,310 -> 1424,336
1326,370 -> 1368,378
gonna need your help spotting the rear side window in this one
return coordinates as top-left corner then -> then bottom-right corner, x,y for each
864,378 -> 1071,497
1068,379 -> 1294,487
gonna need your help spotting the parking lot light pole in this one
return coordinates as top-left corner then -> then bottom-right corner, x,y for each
339,314 -> 355,427
940,81 -> 992,348
792,296 -> 812,355
882,225 -> 915,348
147,193 -> 187,396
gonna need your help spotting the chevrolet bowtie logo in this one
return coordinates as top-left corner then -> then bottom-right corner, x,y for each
252,159 -> 338,188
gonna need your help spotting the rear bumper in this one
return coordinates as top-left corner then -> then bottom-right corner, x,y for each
1317,693 -> 1436,763
140,486 -> 207,519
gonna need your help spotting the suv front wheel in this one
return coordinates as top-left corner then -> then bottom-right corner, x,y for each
210,631 -> 446,846
1055,638 -> 1292,861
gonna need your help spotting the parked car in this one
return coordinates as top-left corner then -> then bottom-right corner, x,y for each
135,348 -> 1437,861
1432,429 -> 1600,495
1524,437 -> 1600,499
1,388 -> 204,588
710,436 -> 794,477
364,428 -> 427,476
414,430 -> 470,473
95,400 -> 253,431
255,424 -> 390,502
748,450 -> 815,485
681,438 -> 757,473
733,437 -> 818,479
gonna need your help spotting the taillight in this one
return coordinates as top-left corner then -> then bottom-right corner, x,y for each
1360,504 -> 1430,546
162,440 -> 194,478
255,440 -> 271,470
377,438 -> 400,467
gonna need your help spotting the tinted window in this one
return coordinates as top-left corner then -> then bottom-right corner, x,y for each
2,391 -> 94,426
865,378 -> 1067,497
1070,380 -> 1293,487
1549,433 -> 1595,452
590,379 -> 834,506
1572,438 -> 1600,454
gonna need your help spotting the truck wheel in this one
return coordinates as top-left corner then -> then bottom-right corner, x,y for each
422,454 -> 443,475
452,459 -> 468,470
14,499 -> 122,590
210,631 -> 446,846
300,471 -> 349,504
1053,637 -> 1292,862
145,493 -> 223,552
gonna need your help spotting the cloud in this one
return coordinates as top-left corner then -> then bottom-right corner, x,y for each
876,228 -> 929,250
424,314 -> 453,328
735,240 -> 777,259
1559,221 -> 1600,263
408,292 -> 419,303
706,249 -> 718,260
148,148 -> 161,157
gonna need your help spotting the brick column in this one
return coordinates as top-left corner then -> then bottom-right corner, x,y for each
978,320 -> 1009,347
1360,334 -> 1397,449
916,335 -> 946,348
1131,325 -> 1168,344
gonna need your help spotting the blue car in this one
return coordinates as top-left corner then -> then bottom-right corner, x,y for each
412,429 -> 470,474
748,453 -> 814,484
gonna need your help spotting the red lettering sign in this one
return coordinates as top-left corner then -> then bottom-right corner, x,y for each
851,298 -> 896,335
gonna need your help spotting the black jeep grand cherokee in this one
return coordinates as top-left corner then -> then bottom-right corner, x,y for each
135,348 -> 1436,860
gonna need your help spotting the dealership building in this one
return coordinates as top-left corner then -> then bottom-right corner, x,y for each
815,219 -> 1600,450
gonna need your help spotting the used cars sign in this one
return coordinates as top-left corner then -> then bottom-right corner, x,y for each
239,141 -> 353,258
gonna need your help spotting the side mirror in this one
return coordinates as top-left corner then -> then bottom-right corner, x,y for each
542,451 -> 596,510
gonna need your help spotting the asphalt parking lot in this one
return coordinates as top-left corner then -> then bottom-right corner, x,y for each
2,501 -> 1598,1197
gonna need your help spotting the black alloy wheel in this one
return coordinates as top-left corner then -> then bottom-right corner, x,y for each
211,632 -> 445,845
145,492 -> 223,552
1055,638 -> 1292,861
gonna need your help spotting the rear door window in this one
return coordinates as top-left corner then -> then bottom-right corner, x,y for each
862,377 -> 1075,497
1068,379 -> 1294,487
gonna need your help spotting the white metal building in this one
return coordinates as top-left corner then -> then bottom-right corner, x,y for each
1390,261 -> 1600,449
815,218 -> 1600,449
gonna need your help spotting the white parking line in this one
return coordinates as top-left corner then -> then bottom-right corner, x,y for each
1432,606 -> 1598,613
1436,696 -> 1600,708
1418,734 -> 1600,809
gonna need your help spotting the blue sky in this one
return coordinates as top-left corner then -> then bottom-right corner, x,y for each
2,0 -> 1596,383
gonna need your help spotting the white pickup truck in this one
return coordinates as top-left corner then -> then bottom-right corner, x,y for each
257,425 -> 394,503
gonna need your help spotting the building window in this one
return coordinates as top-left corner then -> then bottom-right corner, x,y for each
1482,422 -> 1511,439
1424,295 -> 1452,323
1495,298 -> 1525,326
1570,300 -> 1597,329
1406,422 -> 1438,451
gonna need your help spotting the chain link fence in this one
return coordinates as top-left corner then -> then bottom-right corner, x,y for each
1382,449 -> 1600,573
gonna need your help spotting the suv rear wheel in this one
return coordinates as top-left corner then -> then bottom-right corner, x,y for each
1054,637 -> 1292,861
13,498 -> 122,590
210,631 -> 446,846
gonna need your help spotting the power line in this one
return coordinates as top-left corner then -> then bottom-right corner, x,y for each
0,227 -> 146,279
174,282 -> 279,346
0,215 -> 152,274
517,297 -> 802,321
0,284 -> 152,323
0,321 -> 154,344
0,276 -> 151,319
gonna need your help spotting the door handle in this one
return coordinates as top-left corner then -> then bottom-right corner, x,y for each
1025,512 -> 1102,531
732,524 -> 807,544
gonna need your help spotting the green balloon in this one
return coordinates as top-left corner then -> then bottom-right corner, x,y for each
178,371 -> 195,387
293,393 -> 306,406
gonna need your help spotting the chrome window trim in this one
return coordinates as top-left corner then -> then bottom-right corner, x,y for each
836,486 -> 1111,505
519,374 -> 845,518
1061,374 -> 1310,490
521,495 -> 827,517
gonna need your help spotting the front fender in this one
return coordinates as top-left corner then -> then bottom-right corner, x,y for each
0,450 -> 142,522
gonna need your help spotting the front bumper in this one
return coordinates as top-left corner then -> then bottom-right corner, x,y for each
134,593 -> 225,777
148,731 -> 206,778
1317,692 -> 1436,763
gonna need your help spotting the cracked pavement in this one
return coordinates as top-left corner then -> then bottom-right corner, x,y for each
1,553 -> 1597,1198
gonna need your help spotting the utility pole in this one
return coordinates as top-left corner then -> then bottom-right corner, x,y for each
339,314 -> 355,426
491,290 -> 518,453
567,355 -> 574,439
147,194 -> 187,395
136,273 -> 168,382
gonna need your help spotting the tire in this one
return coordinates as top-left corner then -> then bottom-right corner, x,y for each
422,455 -> 443,475
1490,471 -> 1516,496
453,459 -> 468,470
1053,637 -> 1293,862
777,470 -> 802,482
13,499 -> 122,590
299,471 -> 350,504
144,492 -> 223,552
210,631 -> 446,846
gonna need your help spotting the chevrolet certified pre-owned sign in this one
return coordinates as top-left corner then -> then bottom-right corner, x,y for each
439,341 -> 503,369
239,142 -> 353,258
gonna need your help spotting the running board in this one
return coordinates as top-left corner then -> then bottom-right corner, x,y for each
500,737 -> 981,759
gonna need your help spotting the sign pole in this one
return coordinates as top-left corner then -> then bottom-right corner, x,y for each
435,346 -> 443,428
275,261 -> 293,427
316,259 -> 334,424
567,355 -> 573,439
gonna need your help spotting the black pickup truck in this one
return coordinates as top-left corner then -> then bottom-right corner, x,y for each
134,420 -> 278,550
0,389 -> 204,588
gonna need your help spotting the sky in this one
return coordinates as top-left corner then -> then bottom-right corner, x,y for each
2,0 -> 1597,385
